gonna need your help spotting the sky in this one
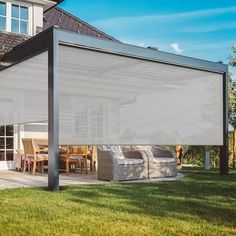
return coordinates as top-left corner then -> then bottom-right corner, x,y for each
60,0 -> 236,77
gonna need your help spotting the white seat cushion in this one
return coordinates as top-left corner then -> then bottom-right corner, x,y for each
36,154 -> 48,159
59,154 -> 84,160
153,157 -> 175,164
118,158 -> 144,165
72,155 -> 85,160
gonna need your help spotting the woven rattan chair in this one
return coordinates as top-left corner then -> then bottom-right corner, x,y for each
97,146 -> 148,181
133,146 -> 177,178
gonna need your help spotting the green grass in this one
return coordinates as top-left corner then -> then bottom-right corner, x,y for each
0,168 -> 236,236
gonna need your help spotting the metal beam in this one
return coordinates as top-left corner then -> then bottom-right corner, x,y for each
48,29 -> 59,191
220,72 -> 229,175
55,28 -> 228,74
2,26 -> 228,74
2,27 -> 52,64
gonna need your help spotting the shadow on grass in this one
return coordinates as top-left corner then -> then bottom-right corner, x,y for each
61,168 -> 236,228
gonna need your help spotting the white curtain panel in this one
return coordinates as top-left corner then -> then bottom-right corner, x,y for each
0,51 -> 48,125
59,45 -> 223,145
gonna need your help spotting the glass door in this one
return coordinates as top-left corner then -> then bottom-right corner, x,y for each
0,126 -> 14,161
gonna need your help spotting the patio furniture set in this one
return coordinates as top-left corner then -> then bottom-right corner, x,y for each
20,138 -> 97,175
18,138 -> 177,181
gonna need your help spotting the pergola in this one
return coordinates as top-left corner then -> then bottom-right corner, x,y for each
0,27 -> 228,191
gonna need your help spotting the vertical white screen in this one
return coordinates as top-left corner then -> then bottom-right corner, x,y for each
59,45 -> 223,145
0,52 -> 48,125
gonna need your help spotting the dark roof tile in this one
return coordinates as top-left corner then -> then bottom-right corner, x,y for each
0,31 -> 28,58
43,7 -> 117,41
0,5 -> 117,62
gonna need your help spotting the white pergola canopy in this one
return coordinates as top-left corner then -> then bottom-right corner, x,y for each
0,27 -> 228,190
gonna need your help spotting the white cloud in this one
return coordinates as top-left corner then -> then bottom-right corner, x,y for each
92,6 -> 236,29
171,43 -> 183,54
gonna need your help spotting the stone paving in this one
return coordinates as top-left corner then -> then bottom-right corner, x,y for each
0,171 -> 184,190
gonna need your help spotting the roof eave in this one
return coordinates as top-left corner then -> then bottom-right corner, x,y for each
1,27 -> 228,74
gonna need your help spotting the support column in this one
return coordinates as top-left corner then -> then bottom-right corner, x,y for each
220,72 -> 228,175
48,29 -> 59,191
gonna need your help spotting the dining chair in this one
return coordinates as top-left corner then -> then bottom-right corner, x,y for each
70,145 -> 89,174
21,138 -> 48,175
59,145 -> 88,175
87,146 -> 97,172
59,146 -> 79,175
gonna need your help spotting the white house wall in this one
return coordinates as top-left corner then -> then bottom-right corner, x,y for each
32,4 -> 43,35
18,123 -> 48,150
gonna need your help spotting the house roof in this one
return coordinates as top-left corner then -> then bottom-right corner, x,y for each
0,5 -> 117,62
43,7 -> 117,41
0,32 -> 29,60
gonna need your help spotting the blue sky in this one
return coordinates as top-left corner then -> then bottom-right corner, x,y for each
60,0 -> 236,77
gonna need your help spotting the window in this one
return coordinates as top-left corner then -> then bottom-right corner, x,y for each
11,4 -> 28,35
0,1 -> 6,31
0,125 -> 14,161
75,104 -> 104,138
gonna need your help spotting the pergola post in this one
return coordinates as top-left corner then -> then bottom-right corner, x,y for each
220,72 -> 229,175
48,29 -> 59,191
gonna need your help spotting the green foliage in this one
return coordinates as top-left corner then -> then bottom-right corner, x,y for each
228,132 -> 235,167
183,133 -> 235,168
229,44 -> 236,67
229,45 -> 236,128
228,73 -> 236,128
183,146 -> 220,167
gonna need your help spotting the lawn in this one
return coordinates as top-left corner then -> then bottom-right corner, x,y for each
0,168 -> 235,236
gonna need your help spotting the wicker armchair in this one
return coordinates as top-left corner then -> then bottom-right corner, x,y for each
148,146 -> 177,178
97,146 -> 148,181
131,146 -> 177,178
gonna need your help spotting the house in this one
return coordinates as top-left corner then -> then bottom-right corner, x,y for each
0,0 -> 116,170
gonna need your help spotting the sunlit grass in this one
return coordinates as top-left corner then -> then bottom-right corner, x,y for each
0,167 -> 235,236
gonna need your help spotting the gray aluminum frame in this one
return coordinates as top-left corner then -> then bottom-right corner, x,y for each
1,27 -> 229,191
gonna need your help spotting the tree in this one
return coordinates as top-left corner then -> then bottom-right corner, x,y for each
229,45 -> 236,168
228,73 -> 236,128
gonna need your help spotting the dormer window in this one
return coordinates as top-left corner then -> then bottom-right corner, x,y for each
0,1 -> 30,35
0,1 -> 6,31
11,4 -> 28,35
0,0 -> 57,37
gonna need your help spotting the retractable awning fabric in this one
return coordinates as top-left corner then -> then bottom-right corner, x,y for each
0,29 -> 226,146
0,52 -> 48,125
59,45 -> 223,145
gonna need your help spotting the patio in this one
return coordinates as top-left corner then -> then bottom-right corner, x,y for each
0,171 -> 184,189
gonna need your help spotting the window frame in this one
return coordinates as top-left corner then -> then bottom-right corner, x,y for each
11,3 -> 28,35
0,0 -> 32,35
0,125 -> 14,161
0,1 -> 7,31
